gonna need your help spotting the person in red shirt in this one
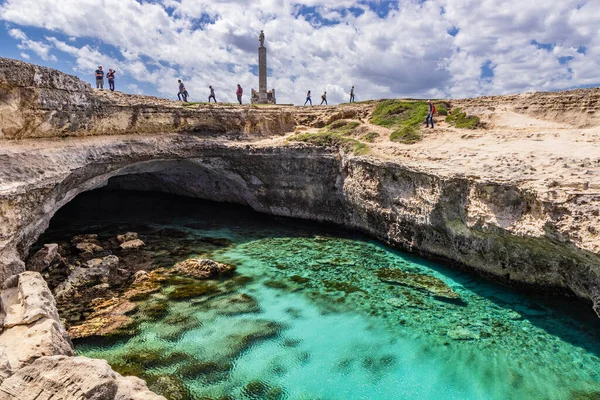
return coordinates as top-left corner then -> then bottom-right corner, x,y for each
236,84 -> 243,104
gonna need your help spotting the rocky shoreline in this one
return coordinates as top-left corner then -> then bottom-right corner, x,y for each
1,57 -> 600,398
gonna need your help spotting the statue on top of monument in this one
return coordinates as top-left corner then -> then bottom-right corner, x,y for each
259,30 -> 265,47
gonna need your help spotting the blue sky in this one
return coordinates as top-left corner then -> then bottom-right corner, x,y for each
0,0 -> 598,104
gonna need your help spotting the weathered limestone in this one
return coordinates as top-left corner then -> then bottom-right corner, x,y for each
54,255 -> 119,299
0,272 -> 73,378
0,355 -> 165,400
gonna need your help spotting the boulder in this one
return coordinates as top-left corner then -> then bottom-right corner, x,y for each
116,232 -> 138,244
173,258 -> 236,280
72,234 -> 104,255
119,239 -> 145,250
0,355 -> 165,400
0,272 -> 73,379
54,256 -> 119,298
67,298 -> 137,339
26,244 -> 62,273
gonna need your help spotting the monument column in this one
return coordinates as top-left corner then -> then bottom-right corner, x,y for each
252,30 -> 275,104
258,44 -> 267,97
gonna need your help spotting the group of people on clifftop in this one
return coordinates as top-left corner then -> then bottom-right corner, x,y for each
303,86 -> 355,106
94,66 -> 116,91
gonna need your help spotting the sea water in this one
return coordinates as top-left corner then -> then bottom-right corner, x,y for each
37,191 -> 600,400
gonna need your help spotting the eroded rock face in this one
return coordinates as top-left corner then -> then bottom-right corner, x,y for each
54,256 -> 119,299
0,272 -> 73,379
0,355 -> 165,400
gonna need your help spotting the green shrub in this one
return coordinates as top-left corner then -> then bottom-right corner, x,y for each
288,131 -> 369,155
446,107 -> 480,129
325,120 -> 360,136
362,131 -> 379,142
370,100 -> 429,143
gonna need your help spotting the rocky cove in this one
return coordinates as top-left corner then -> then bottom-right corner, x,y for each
1,57 -> 600,399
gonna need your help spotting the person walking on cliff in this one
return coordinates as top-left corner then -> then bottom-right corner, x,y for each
95,66 -> 104,89
177,80 -> 188,102
236,84 -> 243,104
304,90 -> 312,106
320,91 -> 327,105
349,86 -> 355,103
425,100 -> 436,128
107,69 -> 116,92
208,86 -> 217,103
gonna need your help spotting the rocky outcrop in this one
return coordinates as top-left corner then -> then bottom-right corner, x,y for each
54,255 -> 119,299
0,57 -> 297,139
0,272 -> 73,378
0,355 -> 165,400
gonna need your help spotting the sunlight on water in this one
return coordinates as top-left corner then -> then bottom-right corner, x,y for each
38,191 -> 600,400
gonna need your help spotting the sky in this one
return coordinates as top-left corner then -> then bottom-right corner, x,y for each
0,0 -> 598,105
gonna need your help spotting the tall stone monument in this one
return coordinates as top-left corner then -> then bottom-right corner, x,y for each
251,30 -> 276,104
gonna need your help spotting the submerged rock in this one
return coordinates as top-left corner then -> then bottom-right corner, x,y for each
120,239 -> 145,250
67,297 -> 137,339
377,268 -> 460,300
72,234 -> 104,255
117,232 -> 139,243
173,258 -> 236,279
447,327 -> 481,341
54,255 -> 119,299
206,293 -> 260,315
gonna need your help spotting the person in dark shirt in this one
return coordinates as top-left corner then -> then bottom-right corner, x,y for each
106,69 -> 115,91
95,66 -> 104,89
177,80 -> 188,102
320,91 -> 327,105
349,86 -> 355,102
208,86 -> 216,103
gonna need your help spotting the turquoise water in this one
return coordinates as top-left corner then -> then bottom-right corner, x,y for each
39,191 -> 600,400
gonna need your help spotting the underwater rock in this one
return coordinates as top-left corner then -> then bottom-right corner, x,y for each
120,239 -> 145,250
67,297 -> 137,339
167,282 -> 222,301
173,258 -> 236,280
206,293 -> 260,315
242,380 -> 286,400
377,268 -> 460,300
72,234 -> 104,255
123,269 -> 167,301
148,375 -> 190,400
54,255 -> 119,299
446,327 -> 481,341
117,232 -> 139,243
198,236 -> 233,247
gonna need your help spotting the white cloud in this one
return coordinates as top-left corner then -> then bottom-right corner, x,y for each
1,0 -> 599,103
19,52 -> 29,59
8,27 -> 56,61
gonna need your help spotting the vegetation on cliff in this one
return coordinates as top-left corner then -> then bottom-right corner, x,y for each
288,120 -> 370,155
446,107 -> 481,128
370,100 -> 429,144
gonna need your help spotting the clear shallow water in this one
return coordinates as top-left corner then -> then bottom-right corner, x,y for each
39,191 -> 600,400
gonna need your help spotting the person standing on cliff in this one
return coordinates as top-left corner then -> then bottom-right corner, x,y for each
236,84 -> 243,104
95,66 -> 104,89
106,69 -> 116,92
320,91 -> 327,105
304,90 -> 312,106
425,100 -> 436,128
349,86 -> 355,103
208,86 -> 217,103
177,80 -> 188,102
